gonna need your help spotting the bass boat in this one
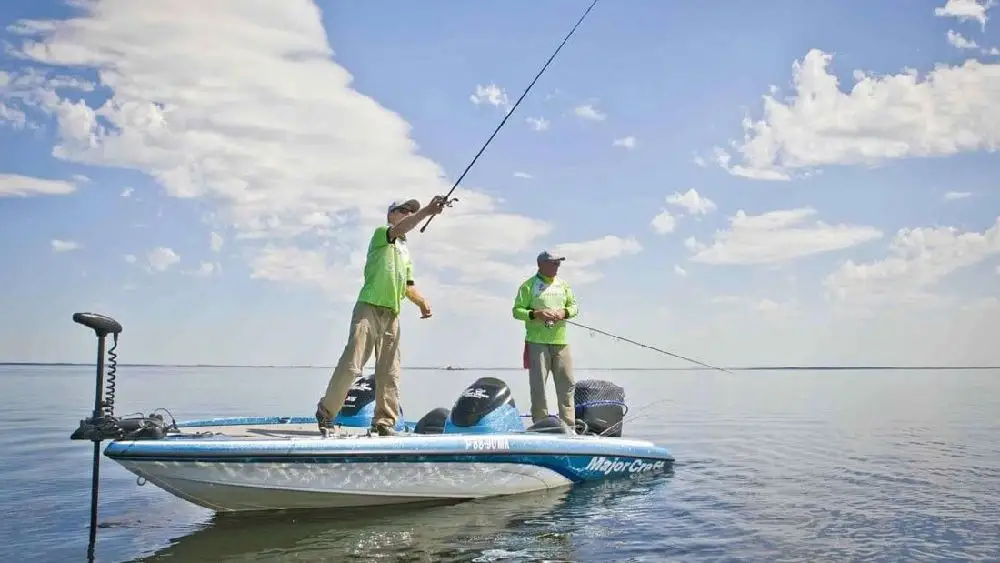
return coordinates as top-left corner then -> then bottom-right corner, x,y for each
68,312 -> 673,553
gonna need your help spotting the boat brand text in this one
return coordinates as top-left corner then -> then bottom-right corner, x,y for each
584,456 -> 665,475
462,388 -> 489,399
463,437 -> 511,451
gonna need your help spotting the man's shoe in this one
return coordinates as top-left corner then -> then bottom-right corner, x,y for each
372,423 -> 397,437
316,400 -> 332,438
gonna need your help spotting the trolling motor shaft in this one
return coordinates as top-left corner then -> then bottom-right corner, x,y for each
70,312 -> 123,563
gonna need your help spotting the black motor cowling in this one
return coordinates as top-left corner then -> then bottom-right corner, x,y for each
339,374 -> 376,417
574,379 -> 626,437
449,376 -> 516,427
414,407 -> 450,434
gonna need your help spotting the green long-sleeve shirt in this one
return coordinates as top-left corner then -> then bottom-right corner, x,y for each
512,273 -> 579,345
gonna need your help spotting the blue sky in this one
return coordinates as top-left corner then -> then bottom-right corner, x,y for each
1,0 -> 998,368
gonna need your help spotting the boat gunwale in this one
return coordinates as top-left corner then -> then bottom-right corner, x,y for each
104,431 -> 674,462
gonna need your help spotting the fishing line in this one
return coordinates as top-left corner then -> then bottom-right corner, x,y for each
419,0 -> 601,233
563,319 -> 733,436
566,319 -> 734,375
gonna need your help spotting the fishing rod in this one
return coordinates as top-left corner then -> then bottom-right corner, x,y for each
566,319 -> 734,375
419,0 -> 601,233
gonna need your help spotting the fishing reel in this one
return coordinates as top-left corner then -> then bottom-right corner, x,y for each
420,195 -> 458,232
433,195 -> 459,208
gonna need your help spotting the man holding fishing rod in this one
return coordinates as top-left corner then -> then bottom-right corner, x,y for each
512,251 -> 579,429
316,195 -> 448,437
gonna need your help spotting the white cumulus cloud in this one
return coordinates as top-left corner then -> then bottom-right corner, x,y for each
51,239 -> 80,252
0,0 -> 574,310
0,173 -> 76,197
573,104 -> 606,121
525,116 -> 549,131
947,29 -> 979,49
665,188 -> 717,216
470,83 -> 510,110
943,191 -> 972,200
687,207 -> 883,265
612,136 -> 635,149
184,261 -> 218,277
716,49 -> 1000,180
147,247 -> 180,272
650,189 -> 715,235
934,0 -> 993,30
824,216 -> 1000,306
651,209 -> 677,234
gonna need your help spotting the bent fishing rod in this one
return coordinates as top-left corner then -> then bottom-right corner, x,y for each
565,319 -> 734,375
419,0 -> 601,233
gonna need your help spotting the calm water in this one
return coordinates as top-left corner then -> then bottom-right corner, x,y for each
1,364 -> 998,562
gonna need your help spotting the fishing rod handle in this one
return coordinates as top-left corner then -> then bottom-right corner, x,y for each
418,214 -> 435,233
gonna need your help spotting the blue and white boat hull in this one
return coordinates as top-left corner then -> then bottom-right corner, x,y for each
102,376 -> 673,512
105,431 -> 673,511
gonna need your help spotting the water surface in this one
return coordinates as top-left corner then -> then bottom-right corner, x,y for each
1,365 -> 998,562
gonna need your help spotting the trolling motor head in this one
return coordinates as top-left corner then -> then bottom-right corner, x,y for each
73,312 -> 123,338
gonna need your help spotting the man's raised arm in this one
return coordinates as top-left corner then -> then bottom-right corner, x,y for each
388,196 -> 446,241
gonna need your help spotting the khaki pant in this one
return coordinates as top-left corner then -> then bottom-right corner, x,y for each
526,342 -> 575,428
320,301 -> 401,429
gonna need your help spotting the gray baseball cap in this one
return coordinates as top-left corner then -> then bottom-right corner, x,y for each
537,250 -> 566,262
388,199 -> 420,213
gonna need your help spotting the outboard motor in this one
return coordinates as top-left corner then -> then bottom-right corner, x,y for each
443,377 -> 524,434
335,373 -> 406,432
414,407 -> 450,434
574,379 -> 627,437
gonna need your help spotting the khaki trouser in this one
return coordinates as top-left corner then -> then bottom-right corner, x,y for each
320,301 -> 401,429
526,342 -> 575,428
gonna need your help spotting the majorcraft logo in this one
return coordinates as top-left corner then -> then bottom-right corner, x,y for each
584,456 -> 666,475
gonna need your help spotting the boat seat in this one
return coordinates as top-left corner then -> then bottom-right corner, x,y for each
414,407 -> 450,434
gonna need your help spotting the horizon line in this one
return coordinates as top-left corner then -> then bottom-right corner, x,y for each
1,362 -> 998,371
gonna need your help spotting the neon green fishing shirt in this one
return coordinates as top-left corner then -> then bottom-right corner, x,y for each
356,225 -> 413,315
512,273 -> 579,345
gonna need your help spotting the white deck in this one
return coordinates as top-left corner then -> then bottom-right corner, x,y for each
181,422 -> 335,439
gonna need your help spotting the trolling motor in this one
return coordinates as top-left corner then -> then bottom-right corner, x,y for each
69,312 -> 172,562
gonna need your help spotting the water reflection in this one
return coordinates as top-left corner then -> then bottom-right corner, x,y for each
135,472 -> 672,562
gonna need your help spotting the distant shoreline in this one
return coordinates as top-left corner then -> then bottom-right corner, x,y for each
1,362 -> 997,371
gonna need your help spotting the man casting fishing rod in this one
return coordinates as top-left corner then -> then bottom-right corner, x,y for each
316,195 -> 448,437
